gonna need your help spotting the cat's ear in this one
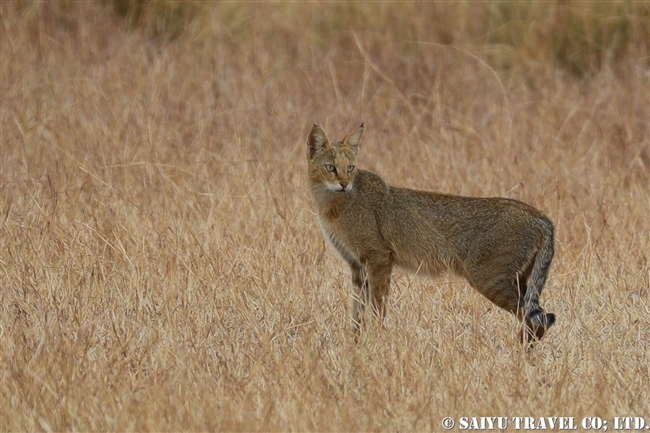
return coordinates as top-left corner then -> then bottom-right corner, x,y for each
308,124 -> 330,158
343,123 -> 364,155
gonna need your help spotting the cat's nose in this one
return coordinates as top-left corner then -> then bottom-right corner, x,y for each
340,181 -> 349,189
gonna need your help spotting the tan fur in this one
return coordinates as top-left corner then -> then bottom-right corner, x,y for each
307,123 -> 556,344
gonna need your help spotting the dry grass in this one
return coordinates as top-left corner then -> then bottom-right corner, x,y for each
1,2 -> 648,431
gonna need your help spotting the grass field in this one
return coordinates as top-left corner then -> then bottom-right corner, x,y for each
1,2 -> 648,431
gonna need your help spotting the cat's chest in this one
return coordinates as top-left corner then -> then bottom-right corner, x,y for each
317,216 -> 357,264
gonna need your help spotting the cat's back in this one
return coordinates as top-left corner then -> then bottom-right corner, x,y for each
351,169 -> 389,194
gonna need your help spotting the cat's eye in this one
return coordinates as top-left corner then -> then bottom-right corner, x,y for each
325,164 -> 336,173
347,165 -> 355,173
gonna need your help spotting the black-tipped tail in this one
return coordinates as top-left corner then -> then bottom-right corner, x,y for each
528,310 -> 556,329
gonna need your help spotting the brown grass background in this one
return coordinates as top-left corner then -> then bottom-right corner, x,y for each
1,1 -> 648,431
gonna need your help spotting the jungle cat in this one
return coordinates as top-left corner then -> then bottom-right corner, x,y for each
307,123 -> 556,343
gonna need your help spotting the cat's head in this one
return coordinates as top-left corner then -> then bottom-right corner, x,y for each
307,123 -> 363,194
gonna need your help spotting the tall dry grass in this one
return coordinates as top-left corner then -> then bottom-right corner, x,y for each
1,1 -> 648,431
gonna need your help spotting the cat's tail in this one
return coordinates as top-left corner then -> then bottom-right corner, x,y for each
523,216 -> 556,341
